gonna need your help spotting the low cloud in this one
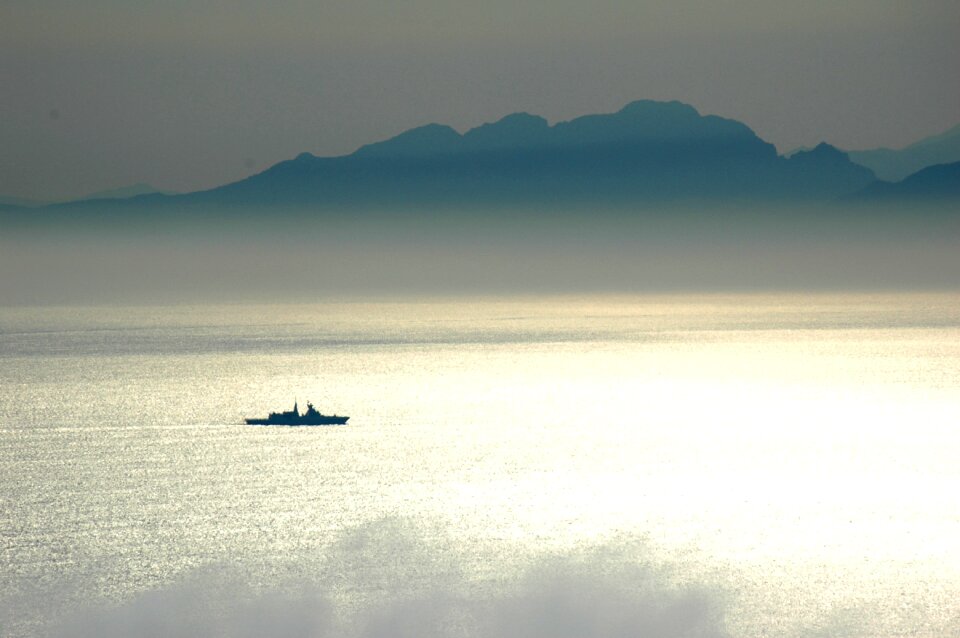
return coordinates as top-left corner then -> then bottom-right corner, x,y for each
51,519 -> 728,638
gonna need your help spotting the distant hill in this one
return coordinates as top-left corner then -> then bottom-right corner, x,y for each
2,185 -> 174,208
178,100 -> 874,209
0,195 -> 48,208
75,183 -> 174,202
847,123 -> 960,182
855,161 -> 960,202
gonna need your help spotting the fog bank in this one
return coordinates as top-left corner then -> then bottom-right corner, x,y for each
2,204 -> 958,305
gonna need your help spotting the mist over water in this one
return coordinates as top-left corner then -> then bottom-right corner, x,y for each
49,523 -> 728,638
2,202 -> 958,304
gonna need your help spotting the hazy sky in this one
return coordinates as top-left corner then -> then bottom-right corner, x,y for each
1,0 -> 958,201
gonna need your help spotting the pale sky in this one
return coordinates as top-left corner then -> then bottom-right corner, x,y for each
1,0 -> 958,201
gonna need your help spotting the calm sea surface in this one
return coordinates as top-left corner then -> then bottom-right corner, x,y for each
2,294 -> 959,637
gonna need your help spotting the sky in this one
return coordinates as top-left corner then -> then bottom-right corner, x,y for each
1,0 -> 958,201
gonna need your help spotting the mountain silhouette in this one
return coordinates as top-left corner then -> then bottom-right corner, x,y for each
854,160 -> 960,202
76,182 -> 174,202
781,143 -> 876,199
28,100 -> 893,214
1,184 -> 171,210
0,195 -> 47,208
352,123 -> 464,158
175,100 -> 874,209
847,123 -> 960,182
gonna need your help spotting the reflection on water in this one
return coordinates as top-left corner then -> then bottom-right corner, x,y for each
1,294 -> 959,637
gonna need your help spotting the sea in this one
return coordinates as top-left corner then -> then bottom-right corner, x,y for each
1,293 -> 959,638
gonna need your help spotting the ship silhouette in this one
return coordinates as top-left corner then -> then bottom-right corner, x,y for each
245,401 -> 349,426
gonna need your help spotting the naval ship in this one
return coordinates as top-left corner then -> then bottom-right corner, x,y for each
245,401 -> 349,426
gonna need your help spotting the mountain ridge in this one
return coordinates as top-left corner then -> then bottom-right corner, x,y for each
353,101 -> 773,159
32,99 -> 960,212
854,160 -> 960,202
176,99 -> 874,209
847,123 -> 960,182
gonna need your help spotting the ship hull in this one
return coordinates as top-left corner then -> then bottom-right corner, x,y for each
245,416 -> 349,426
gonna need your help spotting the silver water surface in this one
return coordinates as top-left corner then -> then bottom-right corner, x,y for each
2,294 -> 959,637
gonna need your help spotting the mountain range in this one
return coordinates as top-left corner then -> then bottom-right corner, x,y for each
856,160 -> 960,201
5,100 -> 958,213
847,124 -> 960,182
183,100 -> 878,209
